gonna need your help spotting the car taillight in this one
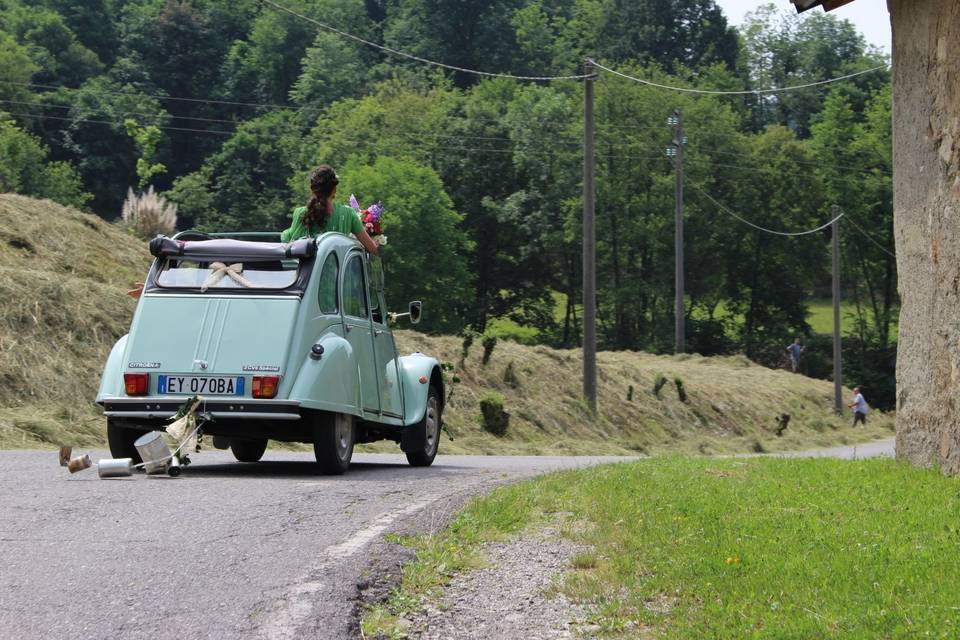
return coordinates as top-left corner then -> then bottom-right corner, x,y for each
124,373 -> 149,396
252,375 -> 279,399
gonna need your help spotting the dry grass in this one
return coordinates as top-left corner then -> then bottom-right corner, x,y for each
0,194 -> 150,447
0,194 -> 894,453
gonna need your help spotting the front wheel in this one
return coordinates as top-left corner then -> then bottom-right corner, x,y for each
231,438 -> 267,462
107,419 -> 149,464
405,386 -> 441,467
313,412 -> 354,475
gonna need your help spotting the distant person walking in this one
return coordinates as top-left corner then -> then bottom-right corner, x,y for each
848,386 -> 869,427
785,337 -> 805,373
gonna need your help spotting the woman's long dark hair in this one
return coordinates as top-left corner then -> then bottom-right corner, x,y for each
301,165 -> 339,229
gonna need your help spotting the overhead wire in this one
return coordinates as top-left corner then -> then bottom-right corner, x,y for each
842,214 -> 896,258
0,98 -> 243,127
258,0 -> 592,82
2,111 -> 235,136
691,183 -> 845,237
0,79 -> 296,110
589,59 -> 888,95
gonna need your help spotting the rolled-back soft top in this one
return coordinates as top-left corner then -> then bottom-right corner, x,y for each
149,236 -> 317,260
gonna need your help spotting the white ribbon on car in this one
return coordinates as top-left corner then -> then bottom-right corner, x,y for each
200,262 -> 255,291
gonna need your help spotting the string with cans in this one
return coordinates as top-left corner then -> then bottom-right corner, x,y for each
60,396 -> 210,479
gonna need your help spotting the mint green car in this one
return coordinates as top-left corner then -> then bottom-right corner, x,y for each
96,231 -> 443,474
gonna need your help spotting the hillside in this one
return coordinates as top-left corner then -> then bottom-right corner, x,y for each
0,196 -> 893,453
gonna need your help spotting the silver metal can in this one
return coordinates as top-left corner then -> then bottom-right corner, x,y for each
97,458 -> 134,478
134,431 -> 172,474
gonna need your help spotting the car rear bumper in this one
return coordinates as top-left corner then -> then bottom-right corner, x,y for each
98,397 -> 302,421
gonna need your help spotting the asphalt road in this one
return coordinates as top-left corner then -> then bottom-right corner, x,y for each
0,449 -> 633,640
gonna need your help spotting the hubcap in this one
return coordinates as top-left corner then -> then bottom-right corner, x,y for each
334,413 -> 353,461
424,396 -> 439,454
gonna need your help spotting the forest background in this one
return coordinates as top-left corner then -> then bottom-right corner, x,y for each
0,0 -> 896,406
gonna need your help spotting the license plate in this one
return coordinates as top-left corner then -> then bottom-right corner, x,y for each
158,375 -> 245,396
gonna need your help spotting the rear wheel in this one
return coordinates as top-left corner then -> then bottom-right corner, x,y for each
231,438 -> 268,462
107,419 -> 149,464
313,412 -> 354,475
405,386 -> 441,467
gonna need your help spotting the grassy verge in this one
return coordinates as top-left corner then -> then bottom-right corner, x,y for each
364,457 -> 960,639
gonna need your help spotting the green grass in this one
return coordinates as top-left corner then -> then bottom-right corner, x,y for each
807,298 -> 900,335
364,457 -> 960,639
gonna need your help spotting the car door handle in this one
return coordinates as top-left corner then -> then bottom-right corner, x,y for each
374,329 -> 383,336
345,325 -> 352,332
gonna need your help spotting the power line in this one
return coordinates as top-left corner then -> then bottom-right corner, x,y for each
691,183 -> 844,236
589,59 -> 888,95
843,215 -> 896,258
0,98 -> 242,127
1,110 -> 235,136
0,79 -> 295,110
259,0 -> 592,82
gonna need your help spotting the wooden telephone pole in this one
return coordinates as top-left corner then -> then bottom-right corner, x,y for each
668,109 -> 685,353
582,59 -> 596,410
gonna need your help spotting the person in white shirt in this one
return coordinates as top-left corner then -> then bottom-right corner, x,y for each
847,386 -> 869,427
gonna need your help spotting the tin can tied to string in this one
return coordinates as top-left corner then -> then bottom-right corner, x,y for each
67,454 -> 92,474
97,458 -> 134,478
134,431 -> 173,475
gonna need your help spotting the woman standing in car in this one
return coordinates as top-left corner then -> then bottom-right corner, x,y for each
281,165 -> 379,255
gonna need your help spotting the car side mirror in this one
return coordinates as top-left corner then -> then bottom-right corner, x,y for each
409,301 -> 422,324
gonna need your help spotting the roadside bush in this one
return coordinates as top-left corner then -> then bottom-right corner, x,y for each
674,376 -> 687,403
503,361 -> 520,389
481,335 -> 497,365
479,391 -> 509,436
653,373 -> 668,397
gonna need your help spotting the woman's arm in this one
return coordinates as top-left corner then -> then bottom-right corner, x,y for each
357,228 -> 380,255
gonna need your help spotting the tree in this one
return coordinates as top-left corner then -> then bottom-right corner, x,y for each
597,0 -> 740,72
36,78 -> 171,217
0,114 -> 90,208
740,3 -> 888,136
0,32 -> 38,106
0,0 -> 102,86
125,119 -> 167,189
339,156 -> 473,333
167,110 -> 304,230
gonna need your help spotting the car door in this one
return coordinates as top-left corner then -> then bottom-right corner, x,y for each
367,256 -> 403,418
342,251 -> 380,415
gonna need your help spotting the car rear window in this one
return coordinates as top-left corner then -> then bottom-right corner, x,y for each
156,258 -> 301,290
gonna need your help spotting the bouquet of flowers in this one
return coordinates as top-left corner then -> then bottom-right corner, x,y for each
349,194 -> 387,245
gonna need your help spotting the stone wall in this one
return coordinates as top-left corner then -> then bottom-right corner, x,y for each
892,0 -> 960,472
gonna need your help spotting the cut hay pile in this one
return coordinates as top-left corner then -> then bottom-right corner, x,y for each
392,333 -> 894,456
0,195 -> 150,446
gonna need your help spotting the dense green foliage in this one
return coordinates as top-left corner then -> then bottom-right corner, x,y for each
368,456 -> 957,638
0,0 -> 894,399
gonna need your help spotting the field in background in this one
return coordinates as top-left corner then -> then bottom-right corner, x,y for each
0,195 -> 893,454
486,295 -> 897,346
367,457 -> 956,638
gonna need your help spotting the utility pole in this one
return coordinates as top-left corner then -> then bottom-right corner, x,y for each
667,109 -> 686,353
832,209 -> 842,414
582,58 -> 597,411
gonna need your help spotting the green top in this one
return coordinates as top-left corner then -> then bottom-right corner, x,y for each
280,202 -> 364,243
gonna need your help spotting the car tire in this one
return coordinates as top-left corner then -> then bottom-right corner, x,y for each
405,386 -> 441,467
107,419 -> 149,464
231,438 -> 268,462
313,412 -> 354,475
